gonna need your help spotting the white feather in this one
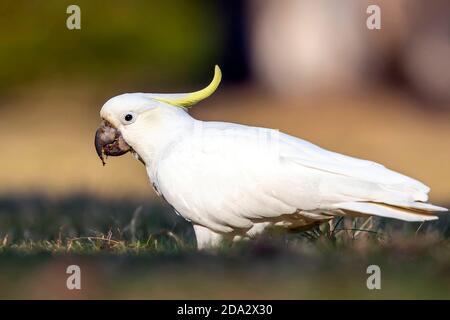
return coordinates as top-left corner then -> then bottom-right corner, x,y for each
147,120 -> 446,234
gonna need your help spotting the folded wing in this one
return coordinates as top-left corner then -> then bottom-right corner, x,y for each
156,122 -> 447,233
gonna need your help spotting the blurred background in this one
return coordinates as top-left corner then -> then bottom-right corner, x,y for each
0,0 -> 449,299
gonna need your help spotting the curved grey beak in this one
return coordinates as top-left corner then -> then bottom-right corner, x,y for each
94,120 -> 131,165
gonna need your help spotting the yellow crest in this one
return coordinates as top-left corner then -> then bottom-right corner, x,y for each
153,65 -> 222,108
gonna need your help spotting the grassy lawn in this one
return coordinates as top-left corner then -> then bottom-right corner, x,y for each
0,195 -> 449,299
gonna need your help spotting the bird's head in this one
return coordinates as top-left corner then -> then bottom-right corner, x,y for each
95,65 -> 222,165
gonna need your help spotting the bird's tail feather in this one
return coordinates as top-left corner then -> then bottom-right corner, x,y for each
333,201 -> 447,222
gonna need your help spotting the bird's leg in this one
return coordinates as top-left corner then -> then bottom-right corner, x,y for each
193,224 -> 226,250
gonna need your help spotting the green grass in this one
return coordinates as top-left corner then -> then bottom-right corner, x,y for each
0,195 -> 449,299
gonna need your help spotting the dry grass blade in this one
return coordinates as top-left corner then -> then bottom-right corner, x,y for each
415,222 -> 425,236
331,217 -> 344,235
354,217 -> 373,239
68,236 -> 122,245
1,234 -> 9,246
123,206 -> 143,242
146,230 -> 184,248
333,228 -> 386,241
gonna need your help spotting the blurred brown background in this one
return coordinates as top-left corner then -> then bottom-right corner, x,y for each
0,0 -> 449,203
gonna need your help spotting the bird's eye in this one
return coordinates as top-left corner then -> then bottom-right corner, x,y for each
121,112 -> 137,125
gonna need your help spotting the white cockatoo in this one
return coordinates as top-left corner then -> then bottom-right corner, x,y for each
95,66 -> 447,249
